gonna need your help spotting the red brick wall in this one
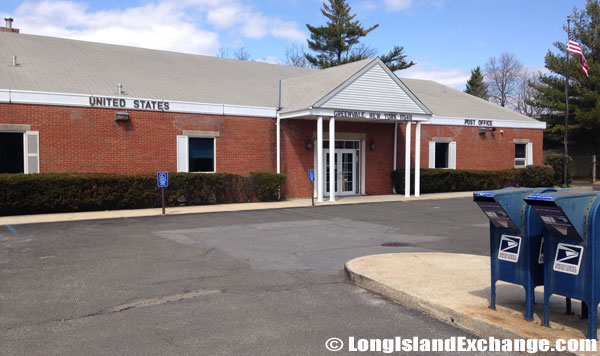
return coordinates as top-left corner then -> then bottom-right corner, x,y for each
397,124 -> 544,170
281,119 -> 396,198
1,102 -> 545,199
0,103 -> 276,174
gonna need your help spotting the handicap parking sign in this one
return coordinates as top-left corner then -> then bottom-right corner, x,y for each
157,172 -> 168,187
308,169 -> 315,182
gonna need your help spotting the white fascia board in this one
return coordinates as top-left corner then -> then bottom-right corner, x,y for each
224,104 -> 276,118
169,100 -> 223,115
11,89 -> 90,106
280,107 -> 431,121
0,89 -> 10,102
279,108 -> 313,119
423,115 -> 546,129
1,89 -> 277,118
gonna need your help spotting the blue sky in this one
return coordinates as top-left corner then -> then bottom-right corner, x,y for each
0,0 -> 588,89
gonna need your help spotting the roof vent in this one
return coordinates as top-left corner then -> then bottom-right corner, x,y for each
5,17 -> 13,29
11,55 -> 18,67
118,83 -> 125,95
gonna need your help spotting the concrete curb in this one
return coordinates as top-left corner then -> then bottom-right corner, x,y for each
344,253 -> 598,356
0,191 -> 475,226
344,261 -> 524,341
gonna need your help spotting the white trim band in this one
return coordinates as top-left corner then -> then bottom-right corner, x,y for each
423,115 -> 546,129
0,89 -> 276,118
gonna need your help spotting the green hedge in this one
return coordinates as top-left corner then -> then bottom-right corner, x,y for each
0,172 -> 286,216
544,154 -> 573,186
392,166 -> 555,194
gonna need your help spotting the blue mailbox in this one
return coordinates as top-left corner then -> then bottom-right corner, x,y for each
474,187 -> 556,320
525,190 -> 600,339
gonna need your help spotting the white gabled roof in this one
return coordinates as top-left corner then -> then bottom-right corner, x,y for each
280,58 -> 430,115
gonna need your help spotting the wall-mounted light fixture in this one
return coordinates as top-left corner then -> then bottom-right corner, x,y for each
305,139 -> 312,151
479,127 -> 487,135
369,139 -> 376,151
115,111 -> 130,122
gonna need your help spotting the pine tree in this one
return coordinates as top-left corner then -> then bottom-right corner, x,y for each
305,0 -> 415,71
464,66 -> 488,100
529,0 -> 600,150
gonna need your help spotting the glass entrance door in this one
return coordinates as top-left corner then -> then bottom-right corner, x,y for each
324,148 -> 357,196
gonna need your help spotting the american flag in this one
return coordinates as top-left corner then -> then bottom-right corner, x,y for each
567,31 -> 590,77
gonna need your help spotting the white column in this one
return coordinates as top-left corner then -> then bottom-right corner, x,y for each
361,139 -> 366,195
404,121 -> 411,198
317,116 -> 324,203
329,117 -> 336,202
276,114 -> 281,174
415,122 -> 421,197
393,122 -> 398,171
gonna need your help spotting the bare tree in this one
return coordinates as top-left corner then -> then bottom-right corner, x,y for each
515,71 -> 548,118
234,47 -> 251,61
349,43 -> 377,59
285,45 -> 310,67
484,53 -> 523,107
216,45 -> 228,58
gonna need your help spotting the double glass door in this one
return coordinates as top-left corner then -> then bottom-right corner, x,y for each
324,148 -> 357,196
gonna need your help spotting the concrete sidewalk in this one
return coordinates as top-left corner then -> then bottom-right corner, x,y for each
0,191 -> 473,226
346,253 -> 599,355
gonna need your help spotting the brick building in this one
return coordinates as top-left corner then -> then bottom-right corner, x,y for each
0,20 -> 545,201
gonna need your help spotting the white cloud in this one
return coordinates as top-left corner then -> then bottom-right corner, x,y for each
384,0 -> 413,11
400,64 -> 471,90
384,0 -> 446,12
10,0 -> 306,56
207,5 -> 241,29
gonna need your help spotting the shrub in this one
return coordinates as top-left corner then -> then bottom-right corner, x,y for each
544,154 -> 573,186
392,167 -> 554,195
516,165 -> 555,187
249,172 -> 286,201
0,172 -> 286,216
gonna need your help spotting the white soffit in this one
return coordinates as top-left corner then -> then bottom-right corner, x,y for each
317,62 -> 428,114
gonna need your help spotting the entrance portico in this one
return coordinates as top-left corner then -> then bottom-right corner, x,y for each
277,57 -> 432,202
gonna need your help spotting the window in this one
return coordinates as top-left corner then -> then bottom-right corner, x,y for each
515,142 -> 533,168
0,130 -> 39,174
429,140 -> 456,169
177,136 -> 216,173
435,142 -> 449,168
0,132 -> 24,173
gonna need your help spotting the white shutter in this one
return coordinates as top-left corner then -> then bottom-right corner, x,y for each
24,131 -> 39,174
428,141 -> 435,168
449,141 -> 457,169
526,142 -> 533,166
177,135 -> 189,172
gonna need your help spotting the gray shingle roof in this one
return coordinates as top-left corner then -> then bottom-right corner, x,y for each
0,32 -> 315,107
280,58 -> 375,111
0,31 -> 542,124
400,78 -> 538,122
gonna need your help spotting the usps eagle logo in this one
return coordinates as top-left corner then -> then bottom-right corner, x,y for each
553,243 -> 584,275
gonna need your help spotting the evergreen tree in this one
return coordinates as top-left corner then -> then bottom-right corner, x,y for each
464,66 -> 489,100
305,0 -> 415,71
529,0 -> 600,150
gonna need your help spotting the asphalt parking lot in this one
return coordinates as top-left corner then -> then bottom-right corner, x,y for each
0,198 -> 519,355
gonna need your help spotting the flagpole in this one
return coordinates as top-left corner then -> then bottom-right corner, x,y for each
564,16 -> 570,187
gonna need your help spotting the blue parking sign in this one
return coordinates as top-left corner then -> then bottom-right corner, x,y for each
308,169 -> 315,182
157,172 -> 168,187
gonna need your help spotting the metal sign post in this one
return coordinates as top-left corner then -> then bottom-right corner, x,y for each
308,169 -> 315,207
157,172 -> 168,215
